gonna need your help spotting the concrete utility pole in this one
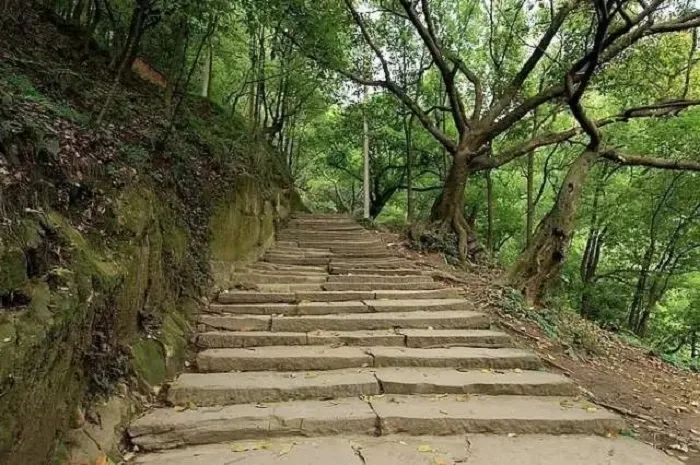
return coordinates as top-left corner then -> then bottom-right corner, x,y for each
363,93 -> 370,219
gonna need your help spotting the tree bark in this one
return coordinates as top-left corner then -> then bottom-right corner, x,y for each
509,150 -> 599,303
525,152 -> 534,247
429,149 -> 479,260
201,37 -> 213,98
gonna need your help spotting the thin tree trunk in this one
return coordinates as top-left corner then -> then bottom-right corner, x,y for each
164,15 -> 188,107
509,150 -> 599,303
201,38 -> 213,98
363,88 -> 370,219
405,114 -> 414,223
96,3 -> 144,125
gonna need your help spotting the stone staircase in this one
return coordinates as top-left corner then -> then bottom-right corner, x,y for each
128,214 -> 680,465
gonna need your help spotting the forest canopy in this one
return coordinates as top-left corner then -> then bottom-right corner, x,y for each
16,0 -> 700,368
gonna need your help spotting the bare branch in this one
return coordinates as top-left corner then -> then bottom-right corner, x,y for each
601,149 -> 700,171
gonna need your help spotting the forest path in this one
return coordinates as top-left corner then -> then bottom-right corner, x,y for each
127,214 -> 680,465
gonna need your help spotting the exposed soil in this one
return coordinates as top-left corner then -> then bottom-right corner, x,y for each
376,229 -> 700,464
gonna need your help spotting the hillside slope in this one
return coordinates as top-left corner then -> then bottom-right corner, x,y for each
0,11 -> 300,465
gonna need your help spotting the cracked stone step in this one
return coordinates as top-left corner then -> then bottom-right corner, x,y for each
199,314 -> 271,331
264,256 -> 331,265
197,331 -> 308,348
399,329 -> 511,348
131,434 -> 683,465
128,398 -> 377,451
210,299 -> 473,316
197,329 -> 511,349
374,368 -> 576,396
197,329 -> 405,348
322,282 -> 442,291
269,310 -> 490,332
217,291 -> 295,304
365,298 -> 472,312
231,273 -> 328,284
168,369 -> 380,406
256,284 -> 323,292
196,346 -> 373,372
327,275 -> 432,284
247,262 -> 327,273
372,394 -> 625,436
369,347 -> 542,370
330,267 -> 423,276
167,368 -> 574,407
209,301 -> 372,316
195,346 -> 535,372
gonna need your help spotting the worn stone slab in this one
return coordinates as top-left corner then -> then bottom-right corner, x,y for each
371,395 -> 624,436
369,347 -> 541,370
374,289 -> 461,299
132,438 -> 363,465
231,273 -> 328,284
295,290 -> 376,302
197,331 -> 307,348
132,435 -> 683,465
331,267 -> 423,276
257,283 -> 323,292
328,275 -> 431,284
168,370 -> 380,406
217,291 -> 295,304
307,330 -> 405,346
264,256 -> 331,265
248,262 -> 326,273
297,301 -> 371,315
129,398 -> 377,450
199,314 -> 270,332
197,346 -> 373,372
365,298 -> 472,313
374,368 -> 576,396
323,282 -> 442,291
353,435 -> 681,465
208,303 -> 299,315
399,329 -> 512,348
271,310 -> 490,332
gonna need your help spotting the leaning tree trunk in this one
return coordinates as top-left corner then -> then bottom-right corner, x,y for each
509,150 -> 599,303
429,149 -> 479,261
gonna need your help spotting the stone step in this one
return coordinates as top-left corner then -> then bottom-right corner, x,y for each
265,255 -> 330,265
129,397 -> 376,450
322,282 -> 442,292
195,346 -> 538,372
298,240 -> 384,248
257,283 -> 323,292
330,260 -> 411,269
330,267 -> 422,276
197,329 -> 512,349
167,368 -> 575,406
168,369 -> 380,406
217,291 -> 295,304
327,275 -> 431,284
208,298 -> 473,316
231,273 -> 328,284
129,434 -> 681,465
247,262 -> 327,273
129,395 -> 623,451
267,310 -> 490,332
217,289 -> 462,304
373,368 -> 576,396
372,394 -> 624,436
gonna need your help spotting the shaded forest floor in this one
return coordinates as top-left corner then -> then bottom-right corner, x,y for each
375,229 -> 700,464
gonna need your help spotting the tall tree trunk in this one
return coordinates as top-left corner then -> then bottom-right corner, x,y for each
509,150 -> 598,303
429,149 -> 478,261
525,152 -> 535,247
201,38 -> 213,98
691,331 -> 698,358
